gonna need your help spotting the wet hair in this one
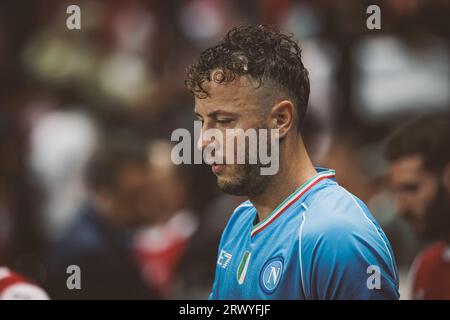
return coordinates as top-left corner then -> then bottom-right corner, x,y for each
185,25 -> 310,130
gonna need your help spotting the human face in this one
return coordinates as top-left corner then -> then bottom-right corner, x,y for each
110,163 -> 156,229
194,76 -> 272,196
389,155 -> 439,236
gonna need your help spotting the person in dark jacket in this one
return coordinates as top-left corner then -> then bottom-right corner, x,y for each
45,138 -> 161,299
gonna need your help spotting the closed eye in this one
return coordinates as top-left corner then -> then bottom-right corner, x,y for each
216,118 -> 233,124
398,183 -> 419,193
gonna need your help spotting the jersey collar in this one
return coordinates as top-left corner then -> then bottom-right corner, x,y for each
251,167 -> 336,238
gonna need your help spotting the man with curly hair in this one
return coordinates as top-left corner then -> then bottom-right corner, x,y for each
185,25 -> 399,299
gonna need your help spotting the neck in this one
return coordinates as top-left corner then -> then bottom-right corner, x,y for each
250,136 -> 317,222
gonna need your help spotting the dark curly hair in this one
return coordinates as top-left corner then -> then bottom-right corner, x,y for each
185,25 -> 310,131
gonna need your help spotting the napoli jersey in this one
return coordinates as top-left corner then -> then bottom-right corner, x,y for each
210,168 -> 399,300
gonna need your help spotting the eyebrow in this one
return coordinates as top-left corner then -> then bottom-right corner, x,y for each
195,110 -> 238,118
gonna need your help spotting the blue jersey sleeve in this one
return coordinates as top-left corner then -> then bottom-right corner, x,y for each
299,189 -> 399,300
209,231 -> 225,300
209,201 -> 253,300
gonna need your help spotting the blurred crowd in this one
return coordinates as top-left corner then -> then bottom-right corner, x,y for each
0,0 -> 448,299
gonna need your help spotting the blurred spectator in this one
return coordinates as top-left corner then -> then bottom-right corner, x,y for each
385,113 -> 450,299
0,267 -> 49,300
133,140 -> 198,298
45,137 -> 160,299
29,109 -> 98,239
352,35 -> 449,124
176,194 -> 244,299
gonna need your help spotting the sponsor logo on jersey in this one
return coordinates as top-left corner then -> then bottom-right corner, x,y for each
217,250 -> 232,269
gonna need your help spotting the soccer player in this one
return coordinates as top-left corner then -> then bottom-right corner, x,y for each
385,114 -> 450,299
185,25 -> 399,299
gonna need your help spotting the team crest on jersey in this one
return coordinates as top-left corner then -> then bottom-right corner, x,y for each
259,257 -> 283,294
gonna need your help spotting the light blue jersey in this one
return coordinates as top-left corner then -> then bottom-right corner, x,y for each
210,168 -> 399,300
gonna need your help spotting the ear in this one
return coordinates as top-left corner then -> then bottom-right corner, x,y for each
269,100 -> 295,139
443,162 -> 450,195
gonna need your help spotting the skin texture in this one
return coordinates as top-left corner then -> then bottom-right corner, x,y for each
194,73 -> 317,222
389,154 -> 450,239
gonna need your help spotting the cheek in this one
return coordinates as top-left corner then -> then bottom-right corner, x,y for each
418,179 -> 438,206
221,133 -> 242,161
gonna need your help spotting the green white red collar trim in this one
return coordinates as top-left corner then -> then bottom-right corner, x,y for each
251,169 -> 336,238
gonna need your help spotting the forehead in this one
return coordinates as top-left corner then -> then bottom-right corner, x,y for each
194,76 -> 261,114
389,154 -> 424,182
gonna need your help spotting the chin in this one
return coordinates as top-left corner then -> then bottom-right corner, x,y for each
216,176 -> 248,196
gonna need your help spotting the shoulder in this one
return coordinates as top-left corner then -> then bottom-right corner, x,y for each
49,211 -> 112,268
417,242 -> 448,263
300,184 -> 394,263
0,268 -> 49,300
228,200 -> 254,224
297,182 -> 399,299
57,212 -> 105,250
302,184 -> 374,238
411,242 -> 448,276
220,200 -> 254,240
409,242 -> 449,299
232,200 -> 254,213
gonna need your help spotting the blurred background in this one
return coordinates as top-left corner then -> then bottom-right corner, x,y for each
0,0 -> 448,299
